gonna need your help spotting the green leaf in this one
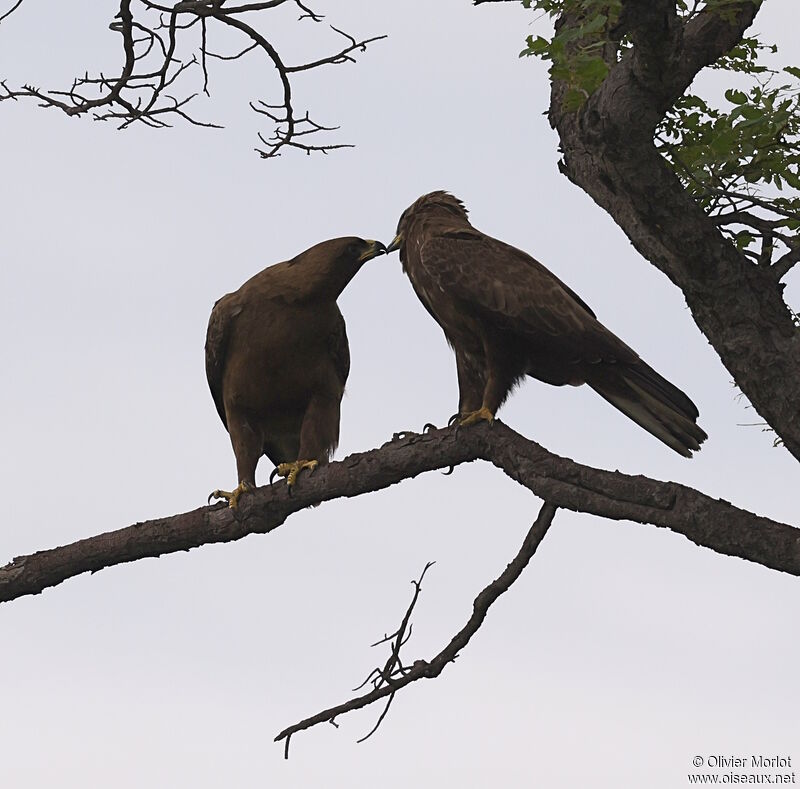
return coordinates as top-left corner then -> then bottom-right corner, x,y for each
520,34 -> 551,58
784,171 -> 800,190
725,88 -> 748,105
575,56 -> 609,88
562,87 -> 586,112
580,13 -> 607,36
741,104 -> 764,120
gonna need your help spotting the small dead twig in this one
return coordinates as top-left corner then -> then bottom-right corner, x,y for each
357,561 -> 435,690
0,0 -> 24,25
344,561 -> 435,746
275,501 -> 558,758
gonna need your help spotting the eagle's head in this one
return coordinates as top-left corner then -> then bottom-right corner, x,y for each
286,236 -> 386,299
290,237 -> 387,269
386,191 -> 470,255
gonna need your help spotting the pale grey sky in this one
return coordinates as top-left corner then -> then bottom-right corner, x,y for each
1,2 -> 797,787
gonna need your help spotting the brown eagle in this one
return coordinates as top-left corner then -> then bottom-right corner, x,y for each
206,237 -> 386,507
386,191 -> 707,457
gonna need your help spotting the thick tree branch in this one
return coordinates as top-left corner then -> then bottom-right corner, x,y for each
547,1 -> 800,461
609,1 -> 761,122
773,241 -> 800,281
274,501 -> 558,757
680,1 -> 762,77
2,422 -> 798,606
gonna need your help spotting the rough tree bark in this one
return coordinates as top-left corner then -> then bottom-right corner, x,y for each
2,422 -> 798,605
547,0 -> 800,460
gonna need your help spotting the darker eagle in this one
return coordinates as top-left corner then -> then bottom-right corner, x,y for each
386,191 -> 707,457
206,237 -> 386,507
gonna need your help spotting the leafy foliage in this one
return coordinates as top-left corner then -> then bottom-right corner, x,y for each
656,39 -> 800,263
519,1 -> 800,270
519,1 -> 620,111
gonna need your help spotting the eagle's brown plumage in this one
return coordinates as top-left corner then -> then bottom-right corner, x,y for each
206,236 -> 385,506
387,191 -> 707,457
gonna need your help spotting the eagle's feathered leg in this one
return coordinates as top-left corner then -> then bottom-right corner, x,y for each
270,394 -> 338,491
457,346 -> 520,427
209,415 -> 261,508
455,351 -> 485,415
454,351 -> 495,425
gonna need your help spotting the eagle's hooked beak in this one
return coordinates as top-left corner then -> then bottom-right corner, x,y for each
358,239 -> 388,262
385,233 -> 403,254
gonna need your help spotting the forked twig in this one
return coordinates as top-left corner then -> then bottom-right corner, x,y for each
275,501 -> 558,758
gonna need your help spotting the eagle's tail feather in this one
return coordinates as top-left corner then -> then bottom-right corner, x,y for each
588,363 -> 708,457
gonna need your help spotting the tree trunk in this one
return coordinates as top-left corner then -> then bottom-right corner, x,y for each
548,0 -> 800,460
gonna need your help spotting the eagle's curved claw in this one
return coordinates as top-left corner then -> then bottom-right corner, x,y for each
273,459 -> 319,491
208,481 -> 253,509
422,422 -> 438,433
441,465 -> 455,476
447,413 -> 461,428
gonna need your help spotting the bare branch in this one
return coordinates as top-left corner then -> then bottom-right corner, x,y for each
275,502 -> 558,756
712,212 -> 782,232
708,187 -> 800,222
2,422 -> 798,608
200,17 -> 209,95
0,0 -> 384,157
707,211 -> 796,272
342,562 -> 436,745
773,241 -> 800,281
219,1 -> 293,13
284,27 -> 388,74
205,41 -> 258,61
355,692 -> 395,746
758,228 -> 774,267
0,0 -> 24,26
70,0 -> 137,116
294,0 -> 323,22
212,8 -> 371,157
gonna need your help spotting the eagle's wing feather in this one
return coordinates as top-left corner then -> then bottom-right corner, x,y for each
419,230 -> 638,365
329,310 -> 350,388
205,293 -> 241,429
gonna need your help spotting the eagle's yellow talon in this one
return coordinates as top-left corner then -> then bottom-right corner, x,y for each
275,459 -> 319,488
209,481 -> 253,509
459,406 -> 495,427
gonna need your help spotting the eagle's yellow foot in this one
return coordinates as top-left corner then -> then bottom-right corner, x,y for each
208,481 -> 254,509
459,406 -> 495,427
273,459 -> 318,489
